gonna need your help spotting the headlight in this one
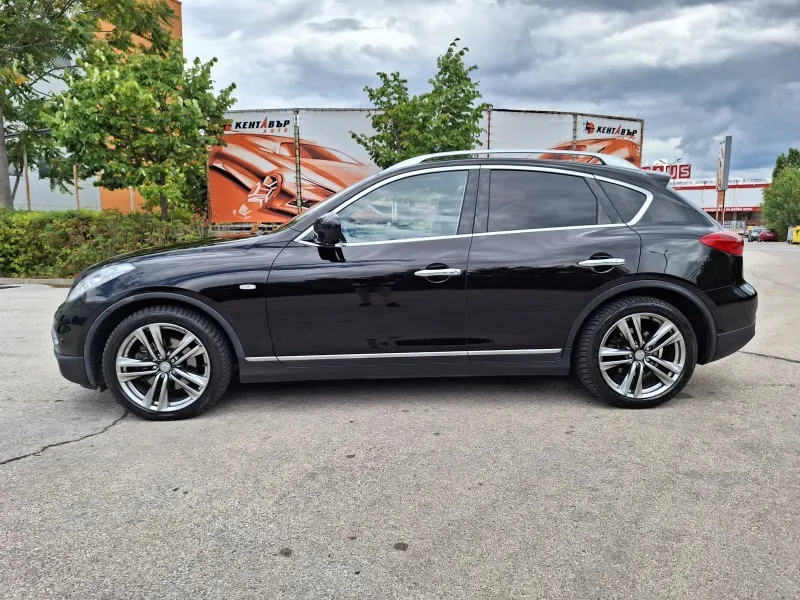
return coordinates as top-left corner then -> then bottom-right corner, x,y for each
66,263 -> 135,302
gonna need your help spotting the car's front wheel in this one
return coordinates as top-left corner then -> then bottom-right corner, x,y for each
574,296 -> 697,409
102,306 -> 232,420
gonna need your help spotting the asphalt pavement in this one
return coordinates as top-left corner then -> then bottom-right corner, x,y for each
1,244 -> 799,599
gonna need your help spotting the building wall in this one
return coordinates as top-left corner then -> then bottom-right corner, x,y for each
12,170 -> 101,211
10,1 -> 183,213
671,177 -> 769,226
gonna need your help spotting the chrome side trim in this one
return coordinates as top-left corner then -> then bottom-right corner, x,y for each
594,175 -> 654,226
293,165 -> 478,246
279,351 -> 469,361
244,349 -> 564,362
468,349 -> 561,356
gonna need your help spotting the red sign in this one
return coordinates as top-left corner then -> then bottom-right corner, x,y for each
642,163 -> 692,179
702,206 -> 760,213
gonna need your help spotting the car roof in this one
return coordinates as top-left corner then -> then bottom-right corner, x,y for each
389,158 -> 657,188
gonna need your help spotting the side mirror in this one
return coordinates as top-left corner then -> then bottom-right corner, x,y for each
313,212 -> 344,246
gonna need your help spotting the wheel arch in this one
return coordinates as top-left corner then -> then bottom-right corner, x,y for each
83,292 -> 245,388
565,279 -> 717,365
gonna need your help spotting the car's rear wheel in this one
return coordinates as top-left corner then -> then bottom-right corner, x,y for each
575,296 -> 697,409
102,306 -> 232,420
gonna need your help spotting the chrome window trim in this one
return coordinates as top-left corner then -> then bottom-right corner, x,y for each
289,166 -> 653,247
245,348 -> 564,362
295,233 -> 472,248
594,175 -> 654,226
293,165 -> 479,246
472,223 -> 625,238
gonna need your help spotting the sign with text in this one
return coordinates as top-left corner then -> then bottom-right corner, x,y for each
642,163 -> 692,179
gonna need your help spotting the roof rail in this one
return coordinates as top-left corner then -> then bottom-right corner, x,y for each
386,149 -> 641,172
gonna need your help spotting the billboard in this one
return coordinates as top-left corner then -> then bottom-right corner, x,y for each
209,111 -> 297,222
209,109 -> 645,224
486,110 -> 574,152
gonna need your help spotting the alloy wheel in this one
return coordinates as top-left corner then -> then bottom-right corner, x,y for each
114,323 -> 211,412
598,312 -> 686,400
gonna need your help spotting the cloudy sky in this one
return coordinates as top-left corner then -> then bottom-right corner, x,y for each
183,0 -> 800,178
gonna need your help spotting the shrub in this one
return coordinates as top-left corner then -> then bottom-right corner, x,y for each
0,209 -> 208,278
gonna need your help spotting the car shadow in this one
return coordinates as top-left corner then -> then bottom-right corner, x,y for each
218,375 -> 612,414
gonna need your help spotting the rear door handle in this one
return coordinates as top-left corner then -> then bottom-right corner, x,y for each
578,258 -> 626,267
414,268 -> 462,277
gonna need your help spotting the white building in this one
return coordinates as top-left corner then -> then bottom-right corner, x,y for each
670,176 -> 769,227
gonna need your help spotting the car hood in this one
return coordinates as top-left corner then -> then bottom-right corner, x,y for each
73,235 -> 263,284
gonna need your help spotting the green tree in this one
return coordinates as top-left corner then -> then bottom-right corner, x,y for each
353,39 -> 490,169
762,166 -> 800,239
772,147 -> 800,180
45,40 -> 235,220
0,0 -> 174,209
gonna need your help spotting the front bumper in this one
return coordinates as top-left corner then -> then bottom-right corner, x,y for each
54,352 -> 95,389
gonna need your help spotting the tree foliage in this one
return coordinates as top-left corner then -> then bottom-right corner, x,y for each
772,147 -> 800,180
0,209 -> 205,277
352,39 -> 490,169
762,166 -> 800,239
45,40 -> 235,220
0,0 -> 174,209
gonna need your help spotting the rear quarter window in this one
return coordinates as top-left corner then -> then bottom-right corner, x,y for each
598,181 -> 647,222
643,189 -> 714,226
600,180 -> 712,226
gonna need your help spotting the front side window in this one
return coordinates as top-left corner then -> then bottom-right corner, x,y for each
337,171 -> 469,243
488,170 -> 600,232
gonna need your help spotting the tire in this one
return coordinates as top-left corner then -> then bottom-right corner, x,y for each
102,305 -> 233,420
574,296 -> 697,409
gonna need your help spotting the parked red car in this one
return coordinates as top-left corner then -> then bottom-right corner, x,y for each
758,229 -> 779,242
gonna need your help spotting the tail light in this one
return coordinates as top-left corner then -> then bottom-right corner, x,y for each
700,231 -> 744,256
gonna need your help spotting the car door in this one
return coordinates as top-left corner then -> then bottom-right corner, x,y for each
466,165 -> 642,362
266,166 -> 479,366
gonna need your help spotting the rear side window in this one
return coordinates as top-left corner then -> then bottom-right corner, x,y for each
599,180 -> 710,226
640,190 -> 710,226
488,170 -> 599,232
599,180 -> 647,222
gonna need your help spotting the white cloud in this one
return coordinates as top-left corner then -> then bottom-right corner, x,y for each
182,0 -> 800,176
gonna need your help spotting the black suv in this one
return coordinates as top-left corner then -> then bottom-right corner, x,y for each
53,151 -> 757,419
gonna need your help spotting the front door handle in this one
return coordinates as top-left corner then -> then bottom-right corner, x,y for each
578,258 -> 626,267
414,268 -> 462,277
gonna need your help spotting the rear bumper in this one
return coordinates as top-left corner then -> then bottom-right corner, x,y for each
54,352 -> 95,389
711,323 -> 756,362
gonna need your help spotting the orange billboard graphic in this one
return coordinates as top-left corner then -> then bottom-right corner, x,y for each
208,109 -> 645,223
208,133 -> 374,223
